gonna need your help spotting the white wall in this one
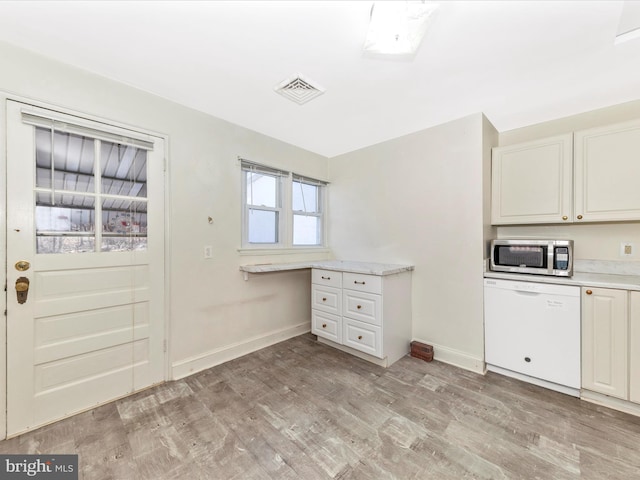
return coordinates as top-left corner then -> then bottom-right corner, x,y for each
328,113 -> 496,372
0,41 -> 330,382
498,100 -> 640,262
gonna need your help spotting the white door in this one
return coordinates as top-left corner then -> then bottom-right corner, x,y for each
6,100 -> 166,436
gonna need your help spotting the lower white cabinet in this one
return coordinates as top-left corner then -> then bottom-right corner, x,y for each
582,287 -> 640,406
581,287 -> 628,399
311,267 -> 412,367
630,292 -> 640,404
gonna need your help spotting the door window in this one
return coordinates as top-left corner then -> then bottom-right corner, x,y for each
34,127 -> 148,254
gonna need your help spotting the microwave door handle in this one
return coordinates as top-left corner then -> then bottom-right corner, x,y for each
548,247 -> 555,274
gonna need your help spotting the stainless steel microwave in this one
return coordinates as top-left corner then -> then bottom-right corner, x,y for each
490,239 -> 573,277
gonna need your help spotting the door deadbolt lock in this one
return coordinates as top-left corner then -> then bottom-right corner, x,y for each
15,261 -> 30,272
15,277 -> 30,304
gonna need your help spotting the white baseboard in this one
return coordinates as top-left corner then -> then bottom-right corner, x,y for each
171,322 -> 310,380
581,389 -> 640,417
413,339 -> 485,374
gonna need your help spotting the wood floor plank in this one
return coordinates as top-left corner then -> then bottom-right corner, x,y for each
2,333 -> 640,479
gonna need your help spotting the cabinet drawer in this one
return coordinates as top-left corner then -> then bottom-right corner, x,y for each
312,269 -> 342,288
312,310 -> 341,344
312,285 -> 341,315
343,318 -> 382,358
343,272 -> 381,294
343,290 -> 381,326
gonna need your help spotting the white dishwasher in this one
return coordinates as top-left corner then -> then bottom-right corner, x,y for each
484,278 -> 581,396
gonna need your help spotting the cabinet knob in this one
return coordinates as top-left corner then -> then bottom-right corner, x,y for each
322,297 -> 327,302
562,216 -> 568,221
357,335 -> 363,340
357,305 -> 362,309
586,290 -> 592,295
524,357 -> 531,363
322,323 -> 327,328
577,215 -> 583,220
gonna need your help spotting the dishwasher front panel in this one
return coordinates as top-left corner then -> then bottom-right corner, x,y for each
484,278 -> 580,389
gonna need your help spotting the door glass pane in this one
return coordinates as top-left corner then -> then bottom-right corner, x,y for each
293,214 -> 320,245
36,194 -> 96,254
101,142 -> 147,198
102,200 -> 148,252
248,209 -> 278,243
35,127 -> 95,192
246,172 -> 277,207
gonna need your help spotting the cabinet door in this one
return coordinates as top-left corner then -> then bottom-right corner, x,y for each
574,120 -> 640,222
491,134 -> 573,224
630,292 -> 640,404
581,287 -> 628,399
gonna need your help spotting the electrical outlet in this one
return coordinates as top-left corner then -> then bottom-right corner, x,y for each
204,245 -> 213,259
620,242 -> 635,257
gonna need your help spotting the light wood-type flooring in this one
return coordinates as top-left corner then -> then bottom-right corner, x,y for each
1,333 -> 640,479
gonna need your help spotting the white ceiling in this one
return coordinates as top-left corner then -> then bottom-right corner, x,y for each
0,1 -> 638,157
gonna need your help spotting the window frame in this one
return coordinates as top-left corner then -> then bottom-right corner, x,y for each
241,165 -> 285,246
292,174 -> 324,247
240,159 -> 328,251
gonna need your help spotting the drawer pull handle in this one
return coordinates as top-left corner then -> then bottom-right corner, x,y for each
322,323 -> 327,328
321,276 -> 331,280
357,335 -> 363,340
354,281 -> 366,285
357,305 -> 362,309
586,290 -> 592,295
322,297 -> 327,302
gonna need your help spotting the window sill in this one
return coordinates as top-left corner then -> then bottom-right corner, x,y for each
237,246 -> 330,256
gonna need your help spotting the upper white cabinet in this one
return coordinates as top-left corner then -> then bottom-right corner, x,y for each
574,120 -> 640,222
491,134 -> 573,224
492,119 -> 640,225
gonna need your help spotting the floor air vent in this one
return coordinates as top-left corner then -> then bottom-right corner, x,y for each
274,74 -> 325,105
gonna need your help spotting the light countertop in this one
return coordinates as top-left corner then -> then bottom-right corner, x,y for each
484,259 -> 640,291
240,260 -> 414,276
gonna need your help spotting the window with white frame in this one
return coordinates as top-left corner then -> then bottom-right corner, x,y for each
292,174 -> 324,246
240,159 -> 327,248
242,162 -> 285,245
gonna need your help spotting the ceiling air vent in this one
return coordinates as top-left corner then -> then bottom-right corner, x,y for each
274,74 -> 325,105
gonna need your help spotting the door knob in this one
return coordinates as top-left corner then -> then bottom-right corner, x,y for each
15,277 -> 30,304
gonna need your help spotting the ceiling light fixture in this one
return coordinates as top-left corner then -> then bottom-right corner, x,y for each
363,1 -> 439,57
615,0 -> 640,45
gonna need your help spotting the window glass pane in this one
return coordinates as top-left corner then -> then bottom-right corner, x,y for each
101,142 -> 147,198
36,194 -> 96,254
102,200 -> 148,252
246,172 -> 277,207
248,209 -> 278,243
35,127 -> 95,192
293,214 -> 320,245
36,194 -> 95,233
292,181 -> 318,212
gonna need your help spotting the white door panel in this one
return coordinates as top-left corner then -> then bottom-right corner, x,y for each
6,100 -> 166,436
